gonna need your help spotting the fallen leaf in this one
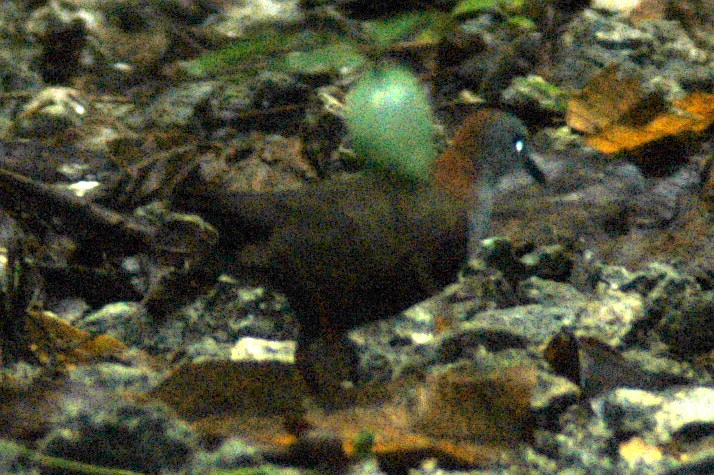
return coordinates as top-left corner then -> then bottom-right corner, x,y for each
586,92 -> 714,154
26,310 -> 127,365
566,63 -> 656,135
410,364 -> 535,444
629,0 -> 668,25
566,64 -> 714,155
151,360 -> 308,420
155,360 -> 538,470
544,329 -> 690,399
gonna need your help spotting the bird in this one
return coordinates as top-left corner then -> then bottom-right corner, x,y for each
175,108 -> 545,399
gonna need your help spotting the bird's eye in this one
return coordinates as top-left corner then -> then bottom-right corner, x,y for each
514,138 -> 525,154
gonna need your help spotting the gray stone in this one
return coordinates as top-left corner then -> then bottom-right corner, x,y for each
454,304 -> 576,347
518,276 -> 588,312
149,82 -> 218,129
38,393 -> 199,473
596,386 -> 714,445
656,291 -> 714,355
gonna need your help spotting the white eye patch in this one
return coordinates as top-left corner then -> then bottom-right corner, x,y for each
515,139 -> 525,153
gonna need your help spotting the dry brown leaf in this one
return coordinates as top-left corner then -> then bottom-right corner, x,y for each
314,364 -> 536,468
155,360 -> 537,470
566,63 -> 652,135
151,360 -> 308,420
411,365 -> 536,444
566,64 -> 714,155
544,330 -> 691,399
26,310 -> 127,365
629,0 -> 668,25
586,92 -> 714,154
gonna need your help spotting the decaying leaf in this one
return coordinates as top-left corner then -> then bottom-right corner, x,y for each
585,92 -> 714,154
567,64 -> 714,155
151,360 -> 308,420
566,63 -> 654,135
154,359 -> 538,470
544,329 -> 690,399
411,364 -> 535,444
26,309 -> 127,365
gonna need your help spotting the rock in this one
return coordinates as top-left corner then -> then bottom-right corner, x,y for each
12,87 -> 87,138
519,244 -> 573,281
554,10 -> 714,95
518,276 -> 589,312
68,358 -> 162,393
443,304 -> 575,349
38,392 -> 199,473
187,437 -> 263,473
657,291 -> 714,355
640,263 -> 701,326
577,285 -> 645,347
547,384 -> 714,474
210,0 -> 303,38
597,386 -> 714,445
502,75 -> 570,115
148,81 -> 219,130
26,0 -> 171,85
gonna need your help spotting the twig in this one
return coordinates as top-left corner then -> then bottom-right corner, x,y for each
0,167 -> 158,254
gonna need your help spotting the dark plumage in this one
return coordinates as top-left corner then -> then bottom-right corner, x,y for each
176,108 -> 544,397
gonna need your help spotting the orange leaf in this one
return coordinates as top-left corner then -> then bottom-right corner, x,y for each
586,91 -> 714,154
566,63 -> 651,135
566,63 -> 714,155
157,361 -> 538,470
26,310 -> 127,364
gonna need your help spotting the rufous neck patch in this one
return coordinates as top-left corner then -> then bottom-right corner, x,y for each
432,109 -> 498,203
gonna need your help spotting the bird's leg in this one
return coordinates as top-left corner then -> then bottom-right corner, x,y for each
468,181 -> 497,260
294,295 -> 359,408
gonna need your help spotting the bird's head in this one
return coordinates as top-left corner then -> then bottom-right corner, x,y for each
432,108 -> 546,256
433,108 -> 545,203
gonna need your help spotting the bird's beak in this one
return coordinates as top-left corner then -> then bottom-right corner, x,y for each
525,152 -> 546,185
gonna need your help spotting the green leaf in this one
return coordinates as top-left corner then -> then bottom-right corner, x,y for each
507,15 -> 536,31
366,10 -> 454,49
344,64 -> 437,182
211,467 -> 285,475
283,41 -> 366,75
452,0 -> 503,18
181,9 -> 457,81
353,430 -> 375,459
182,28 -> 310,78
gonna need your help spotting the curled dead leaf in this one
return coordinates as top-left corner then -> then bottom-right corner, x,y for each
585,92 -> 714,154
155,360 -> 538,470
544,329 -> 691,399
566,64 -> 714,156
26,310 -> 127,365
566,63 -> 652,135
